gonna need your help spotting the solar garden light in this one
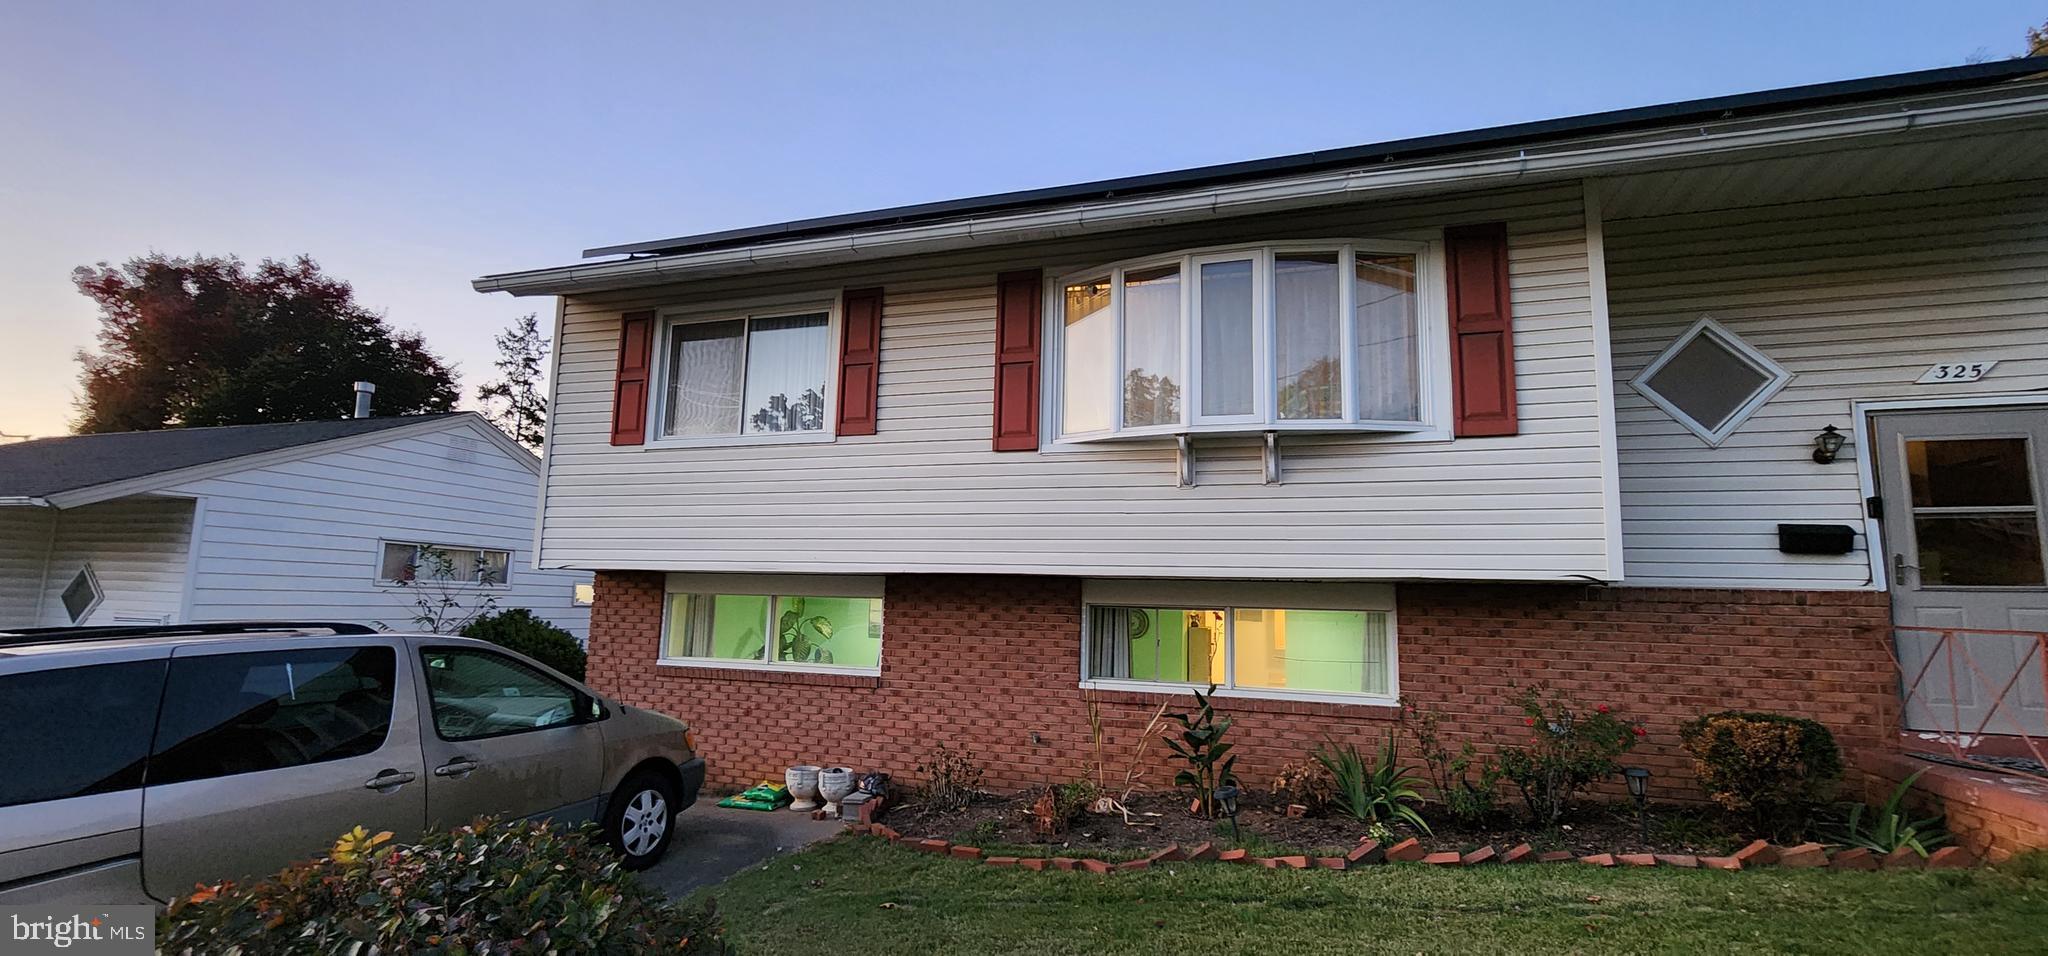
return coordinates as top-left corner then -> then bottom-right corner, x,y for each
1214,784 -> 1242,839
1624,767 -> 1652,843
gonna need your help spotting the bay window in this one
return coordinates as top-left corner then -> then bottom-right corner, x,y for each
1054,241 -> 1433,441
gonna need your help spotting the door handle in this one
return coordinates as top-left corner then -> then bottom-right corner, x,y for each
364,770 -> 416,790
1893,553 -> 1919,581
433,758 -> 480,778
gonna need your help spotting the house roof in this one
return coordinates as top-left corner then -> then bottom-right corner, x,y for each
572,57 -> 2048,262
0,414 -> 465,499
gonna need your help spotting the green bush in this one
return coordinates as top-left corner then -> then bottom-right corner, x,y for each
159,819 -> 729,954
1498,686 -> 1643,826
462,607 -> 587,680
1313,732 -> 1430,833
1680,710 -> 1841,839
1825,769 -> 1950,857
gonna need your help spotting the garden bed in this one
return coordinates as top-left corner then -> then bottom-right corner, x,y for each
883,789 -> 1742,859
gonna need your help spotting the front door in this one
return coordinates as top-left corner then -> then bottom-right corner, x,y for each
413,644 -> 606,830
1873,406 -> 2048,736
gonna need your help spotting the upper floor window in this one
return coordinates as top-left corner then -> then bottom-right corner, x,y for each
657,303 -> 836,443
1055,241 -> 1436,442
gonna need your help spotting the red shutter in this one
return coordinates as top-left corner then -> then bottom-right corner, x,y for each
609,310 -> 655,446
991,270 -> 1042,452
1444,223 -> 1518,437
835,287 -> 884,436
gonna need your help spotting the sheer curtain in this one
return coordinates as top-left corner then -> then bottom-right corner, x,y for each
1198,260 -> 1255,417
1121,266 -> 1182,427
1063,280 -> 1114,434
664,319 -> 744,437
1354,255 -> 1419,422
1088,606 -> 1133,679
742,313 -> 829,433
1275,253 -> 1342,419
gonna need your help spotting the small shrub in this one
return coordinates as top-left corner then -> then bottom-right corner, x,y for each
158,819 -> 728,954
1163,685 -> 1239,818
916,743 -> 984,812
1680,710 -> 1841,839
1314,733 -> 1431,833
1826,769 -> 1951,856
1026,780 -> 1099,837
1497,686 -> 1643,827
1406,700 -> 1504,825
1271,761 -> 1338,814
461,607 -> 587,681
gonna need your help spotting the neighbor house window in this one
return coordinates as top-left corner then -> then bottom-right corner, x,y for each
60,564 -> 103,624
658,305 -> 835,441
379,542 -> 511,586
661,592 -> 883,671
1084,603 -> 1395,700
1056,241 -> 1430,441
1629,317 -> 1792,446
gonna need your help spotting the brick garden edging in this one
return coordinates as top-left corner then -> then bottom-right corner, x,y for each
849,825 -> 1981,874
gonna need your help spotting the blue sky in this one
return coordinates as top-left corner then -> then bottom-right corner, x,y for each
1,1 -> 2040,437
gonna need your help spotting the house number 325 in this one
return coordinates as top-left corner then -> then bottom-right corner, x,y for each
1915,360 -> 1998,384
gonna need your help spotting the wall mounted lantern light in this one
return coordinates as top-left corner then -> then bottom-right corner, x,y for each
1812,425 -> 1846,464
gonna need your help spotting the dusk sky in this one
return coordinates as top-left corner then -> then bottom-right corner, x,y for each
2,2 -> 2040,438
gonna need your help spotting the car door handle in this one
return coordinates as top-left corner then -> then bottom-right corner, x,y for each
433,758 -> 480,778
364,770 -> 416,790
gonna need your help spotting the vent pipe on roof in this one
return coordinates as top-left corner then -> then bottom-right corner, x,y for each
352,381 -> 376,419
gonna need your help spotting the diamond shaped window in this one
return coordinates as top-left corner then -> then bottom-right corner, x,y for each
1630,318 -> 1791,446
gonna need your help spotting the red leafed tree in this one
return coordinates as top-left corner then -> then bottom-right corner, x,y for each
71,254 -> 459,433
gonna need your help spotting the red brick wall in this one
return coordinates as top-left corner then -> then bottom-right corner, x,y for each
588,572 -> 1896,799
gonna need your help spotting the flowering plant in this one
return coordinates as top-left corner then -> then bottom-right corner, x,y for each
1496,686 -> 1644,827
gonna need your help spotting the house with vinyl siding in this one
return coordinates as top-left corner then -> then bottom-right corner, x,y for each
0,412 -> 591,636
475,59 -> 2048,852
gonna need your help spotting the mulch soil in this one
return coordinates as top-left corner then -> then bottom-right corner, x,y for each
885,788 -> 1744,858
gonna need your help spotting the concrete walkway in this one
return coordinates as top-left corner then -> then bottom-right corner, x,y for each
642,803 -> 843,898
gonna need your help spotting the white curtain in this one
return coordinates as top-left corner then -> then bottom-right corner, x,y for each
742,313 -> 829,433
1088,606 -> 1134,679
1121,266 -> 1182,427
1275,254 -> 1342,419
665,319 -> 745,437
1198,260 -> 1255,417
1354,255 -> 1419,422
1062,281 -> 1115,433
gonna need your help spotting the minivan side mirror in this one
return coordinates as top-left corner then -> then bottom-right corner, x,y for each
578,693 -> 607,723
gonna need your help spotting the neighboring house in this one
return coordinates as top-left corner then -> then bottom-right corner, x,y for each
474,59 -> 2048,848
0,413 -> 591,636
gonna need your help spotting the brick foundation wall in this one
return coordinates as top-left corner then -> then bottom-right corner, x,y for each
1864,752 -> 2048,861
588,572 -> 1896,799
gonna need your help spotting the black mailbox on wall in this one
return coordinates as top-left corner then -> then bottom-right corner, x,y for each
1778,523 -> 1857,555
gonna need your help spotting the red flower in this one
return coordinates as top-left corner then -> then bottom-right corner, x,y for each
1596,704 -> 1610,714
1632,726 -> 1647,737
1524,717 -> 1536,726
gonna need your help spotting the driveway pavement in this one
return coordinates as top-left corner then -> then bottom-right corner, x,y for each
641,803 -> 844,898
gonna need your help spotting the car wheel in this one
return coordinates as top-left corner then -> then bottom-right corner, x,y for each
605,771 -> 677,869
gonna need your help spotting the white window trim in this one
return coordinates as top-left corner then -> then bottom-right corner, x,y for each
645,292 -> 844,449
657,572 -> 884,676
61,562 -> 104,624
375,540 -> 513,588
1043,239 -> 1449,449
1076,579 -> 1399,706
1627,315 -> 1792,448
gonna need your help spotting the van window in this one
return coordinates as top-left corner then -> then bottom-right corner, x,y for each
420,648 -> 580,741
0,660 -> 167,808
149,647 -> 396,786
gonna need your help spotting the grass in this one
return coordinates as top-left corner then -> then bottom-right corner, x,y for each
692,836 -> 2048,955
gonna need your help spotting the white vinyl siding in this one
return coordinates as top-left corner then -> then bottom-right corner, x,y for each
33,497 -> 193,626
163,421 -> 591,635
539,183 -> 1615,580
1606,178 -> 2048,588
0,507 -> 57,626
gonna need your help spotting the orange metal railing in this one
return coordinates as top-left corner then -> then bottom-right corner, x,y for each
1885,625 -> 2048,777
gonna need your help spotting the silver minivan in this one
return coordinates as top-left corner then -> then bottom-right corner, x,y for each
0,622 -> 706,905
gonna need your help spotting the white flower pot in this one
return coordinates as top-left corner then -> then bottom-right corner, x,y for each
786,765 -> 822,811
818,767 -> 856,813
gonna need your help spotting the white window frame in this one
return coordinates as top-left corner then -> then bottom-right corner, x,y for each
375,540 -> 513,588
656,572 -> 884,676
1628,315 -> 1793,448
646,292 -> 843,449
1077,579 -> 1399,706
60,563 -> 104,624
1045,239 -> 1447,446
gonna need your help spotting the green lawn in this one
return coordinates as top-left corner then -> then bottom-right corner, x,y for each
691,836 -> 2048,955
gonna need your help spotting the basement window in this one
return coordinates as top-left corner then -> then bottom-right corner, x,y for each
1629,317 -> 1791,446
